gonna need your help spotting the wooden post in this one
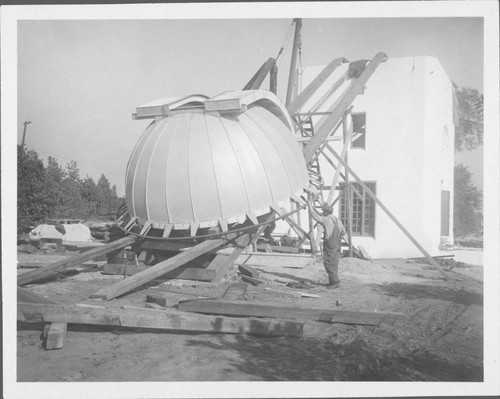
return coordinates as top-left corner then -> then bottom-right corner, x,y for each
347,184 -> 353,257
303,52 -> 387,163
43,322 -> 67,350
285,18 -> 302,107
344,117 -> 353,257
18,236 -> 137,286
327,147 -> 449,278
307,193 -> 318,254
327,111 -> 352,205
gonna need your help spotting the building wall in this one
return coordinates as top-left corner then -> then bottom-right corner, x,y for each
277,56 -> 455,258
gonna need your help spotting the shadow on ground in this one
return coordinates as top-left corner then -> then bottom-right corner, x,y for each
185,334 -> 483,381
369,282 -> 483,306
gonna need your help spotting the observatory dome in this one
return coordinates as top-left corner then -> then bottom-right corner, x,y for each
124,90 -> 309,236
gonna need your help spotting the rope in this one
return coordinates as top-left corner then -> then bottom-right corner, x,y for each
275,20 -> 295,67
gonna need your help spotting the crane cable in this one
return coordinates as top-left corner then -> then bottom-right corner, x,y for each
275,20 -> 296,68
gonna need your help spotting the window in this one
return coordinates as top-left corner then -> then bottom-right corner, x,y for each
351,113 -> 366,149
441,190 -> 450,236
340,182 -> 376,237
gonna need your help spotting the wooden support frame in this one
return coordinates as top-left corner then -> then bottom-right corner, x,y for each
327,147 -> 449,278
18,236 -> 137,286
91,238 -> 228,300
303,52 -> 387,163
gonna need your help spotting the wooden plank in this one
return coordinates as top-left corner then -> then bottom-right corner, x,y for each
43,322 -> 67,350
178,299 -> 405,326
235,253 -> 313,269
269,245 -> 299,253
238,264 -> 260,279
90,238 -> 227,300
240,275 -> 265,285
303,53 -> 387,163
327,147 -> 449,278
18,236 -> 137,286
263,287 -> 321,298
18,302 -> 303,338
221,283 -> 248,300
102,263 -> 216,281
146,293 -> 201,307
358,245 -> 372,260
17,287 -> 61,305
206,229 -> 259,282
140,239 -> 192,253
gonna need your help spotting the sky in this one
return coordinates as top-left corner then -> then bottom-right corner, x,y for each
15,15 -> 484,195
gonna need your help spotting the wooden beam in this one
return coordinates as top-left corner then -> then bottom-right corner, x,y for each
178,299 -> 406,326
327,147 -> 449,278
243,57 -> 276,90
327,113 -> 352,204
303,53 -> 387,163
90,238 -> 227,300
206,227 -> 259,282
18,236 -> 137,286
101,263 -> 216,282
17,287 -> 61,305
221,283 -> 248,300
18,302 -> 304,338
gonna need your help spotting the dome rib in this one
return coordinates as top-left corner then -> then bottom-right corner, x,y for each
131,120 -> 162,218
203,112 -> 224,221
145,119 -> 167,222
218,114 -> 252,213
186,112 -> 196,224
236,115 -> 275,206
244,110 -> 295,198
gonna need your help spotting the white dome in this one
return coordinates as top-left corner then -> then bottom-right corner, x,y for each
124,90 -> 309,234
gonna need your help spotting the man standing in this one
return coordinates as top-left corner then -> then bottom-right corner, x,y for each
309,201 -> 346,288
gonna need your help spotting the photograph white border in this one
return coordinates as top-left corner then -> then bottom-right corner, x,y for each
2,2 -> 499,398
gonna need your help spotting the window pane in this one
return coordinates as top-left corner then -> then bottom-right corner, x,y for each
339,182 -> 376,237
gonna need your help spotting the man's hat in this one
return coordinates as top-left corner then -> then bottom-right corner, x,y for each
322,203 -> 333,214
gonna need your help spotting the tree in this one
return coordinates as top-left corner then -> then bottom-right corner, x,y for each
17,146 -> 50,232
454,163 -> 482,237
45,156 -> 66,216
452,86 -> 483,237
454,86 -> 483,151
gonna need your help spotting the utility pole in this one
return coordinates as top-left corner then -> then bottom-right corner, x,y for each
285,18 -> 302,107
21,121 -> 31,148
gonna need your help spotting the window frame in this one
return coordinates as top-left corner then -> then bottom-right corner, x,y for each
339,181 -> 376,238
350,112 -> 367,150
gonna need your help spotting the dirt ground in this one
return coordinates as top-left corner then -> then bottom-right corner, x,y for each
17,253 -> 483,382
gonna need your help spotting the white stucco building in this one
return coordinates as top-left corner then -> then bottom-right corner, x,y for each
279,56 -> 456,258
